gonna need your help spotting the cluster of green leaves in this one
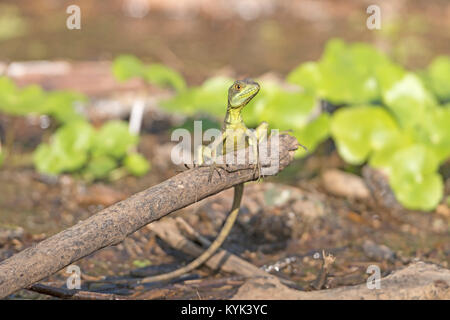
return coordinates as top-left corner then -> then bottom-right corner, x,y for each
288,39 -> 450,211
112,55 -> 186,92
0,76 -> 85,123
159,39 -> 450,211
0,75 -> 151,179
33,120 -> 150,180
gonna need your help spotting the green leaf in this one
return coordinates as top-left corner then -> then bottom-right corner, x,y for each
318,39 -> 387,104
286,61 -> 322,94
419,107 -> 450,162
330,106 -> 399,165
53,121 -> 94,155
391,172 -> 443,211
33,143 -> 61,175
293,113 -> 330,158
93,120 -> 138,159
33,121 -> 94,175
161,76 -> 233,117
0,76 -> 19,113
143,63 -> 186,92
426,55 -> 450,102
259,91 -> 316,130
390,144 -> 440,179
83,155 -> 117,180
369,130 -> 415,173
112,55 -> 186,91
382,72 -> 437,128
42,91 -> 86,123
123,153 -> 150,177
374,60 -> 406,93
11,85 -> 46,116
132,259 -> 151,268
389,144 -> 443,211
112,54 -> 144,81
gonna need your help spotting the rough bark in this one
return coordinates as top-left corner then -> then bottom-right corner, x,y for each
232,261 -> 450,300
0,134 -> 299,298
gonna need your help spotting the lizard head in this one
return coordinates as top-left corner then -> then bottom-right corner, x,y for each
228,78 -> 260,109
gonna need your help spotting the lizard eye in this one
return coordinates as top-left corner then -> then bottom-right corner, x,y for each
235,84 -> 241,90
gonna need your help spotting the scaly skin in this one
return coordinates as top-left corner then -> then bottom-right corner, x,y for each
141,79 -> 265,283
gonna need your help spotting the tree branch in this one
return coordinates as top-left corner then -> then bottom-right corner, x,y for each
0,134 -> 299,298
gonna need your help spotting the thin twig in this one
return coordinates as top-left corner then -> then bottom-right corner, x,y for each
312,250 -> 336,290
28,283 -> 129,300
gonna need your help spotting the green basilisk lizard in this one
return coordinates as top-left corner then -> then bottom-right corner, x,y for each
142,78 -> 267,283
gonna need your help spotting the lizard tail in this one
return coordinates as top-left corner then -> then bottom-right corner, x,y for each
140,183 -> 244,284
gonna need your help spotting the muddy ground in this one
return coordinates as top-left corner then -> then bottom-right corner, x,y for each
0,0 -> 449,299
0,68 -> 448,299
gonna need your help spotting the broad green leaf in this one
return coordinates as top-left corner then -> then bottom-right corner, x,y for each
419,107 -> 450,162
42,91 -> 86,123
391,172 -> 443,211
8,85 -> 47,116
112,54 -> 144,81
33,141 -> 88,175
426,56 -> 450,102
33,143 -> 63,175
374,60 -> 406,93
83,155 -> 117,180
161,76 -> 233,117
293,113 -> 330,158
369,130 -> 415,173
0,76 -> 18,113
318,39 -> 386,104
53,121 -> 94,155
143,63 -> 186,92
382,72 -> 437,128
112,55 -> 186,91
93,120 -> 138,159
36,121 -> 95,174
389,144 -> 443,211
124,153 -> 150,177
330,106 -> 399,165
286,61 -> 322,94
389,144 -> 440,180
259,91 -> 316,130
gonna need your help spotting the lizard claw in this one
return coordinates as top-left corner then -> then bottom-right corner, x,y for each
253,161 -> 262,182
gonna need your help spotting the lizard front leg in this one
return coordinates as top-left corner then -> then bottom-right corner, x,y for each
196,131 -> 228,182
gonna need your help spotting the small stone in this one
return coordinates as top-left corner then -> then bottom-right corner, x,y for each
363,240 -> 395,262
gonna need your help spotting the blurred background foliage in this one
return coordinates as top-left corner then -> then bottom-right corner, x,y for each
114,39 -> 449,211
0,0 -> 449,212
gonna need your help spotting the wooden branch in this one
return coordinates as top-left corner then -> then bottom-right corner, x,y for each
0,134 -> 299,298
232,261 -> 450,300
